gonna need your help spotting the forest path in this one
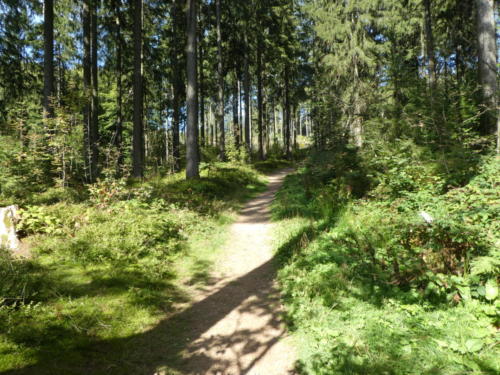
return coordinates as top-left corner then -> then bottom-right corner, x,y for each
177,168 -> 296,375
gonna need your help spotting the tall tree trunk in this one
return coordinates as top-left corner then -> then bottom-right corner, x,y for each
171,0 -> 182,172
233,73 -> 240,147
257,46 -> 264,160
476,0 -> 497,137
199,33 -> 205,147
83,0 -> 92,179
284,66 -> 291,158
244,38 -> 251,149
90,0 -> 99,181
132,0 -> 144,178
43,0 -> 54,119
186,0 -> 200,179
113,0 -> 123,171
216,0 -> 225,160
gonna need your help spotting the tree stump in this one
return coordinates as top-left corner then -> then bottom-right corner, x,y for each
0,205 -> 21,251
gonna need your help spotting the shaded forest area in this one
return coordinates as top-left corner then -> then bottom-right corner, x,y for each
0,0 -> 499,374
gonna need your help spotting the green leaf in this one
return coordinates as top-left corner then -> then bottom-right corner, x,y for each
464,339 -> 483,353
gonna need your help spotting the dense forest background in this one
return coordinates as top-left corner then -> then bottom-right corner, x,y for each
0,0 -> 498,190
0,0 -> 499,374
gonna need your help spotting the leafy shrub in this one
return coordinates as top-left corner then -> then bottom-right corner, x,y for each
18,206 -> 65,236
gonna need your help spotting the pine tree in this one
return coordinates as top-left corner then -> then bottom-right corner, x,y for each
186,0 -> 200,179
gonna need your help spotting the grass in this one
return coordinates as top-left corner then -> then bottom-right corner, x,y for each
0,162 -> 268,374
271,154 -> 500,375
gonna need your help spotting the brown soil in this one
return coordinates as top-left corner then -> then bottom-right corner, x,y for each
176,168 -> 296,375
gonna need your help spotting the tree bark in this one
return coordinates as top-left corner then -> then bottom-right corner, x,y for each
186,0 -> 200,179
284,66 -> 291,158
171,0 -> 183,172
216,0 -> 225,160
90,0 -> 99,181
199,32 -> 205,147
476,0 -> 497,136
243,28 -> 251,149
83,0 -> 92,179
257,46 -> 264,160
43,0 -> 54,119
132,0 -> 144,178
232,73 -> 240,147
113,0 -> 123,171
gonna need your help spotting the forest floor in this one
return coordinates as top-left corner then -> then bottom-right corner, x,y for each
173,168 -> 296,375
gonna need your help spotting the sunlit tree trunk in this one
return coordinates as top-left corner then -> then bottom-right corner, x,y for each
476,0 -> 497,137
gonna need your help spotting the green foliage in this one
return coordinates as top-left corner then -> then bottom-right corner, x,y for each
273,149 -> 499,374
0,163 -> 267,372
0,250 -> 49,305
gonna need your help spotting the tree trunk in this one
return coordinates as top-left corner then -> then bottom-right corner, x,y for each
171,0 -> 183,172
90,0 -> 99,181
186,0 -> 200,179
83,0 -> 92,179
257,46 -> 264,160
132,0 -> 144,178
113,0 -> 123,171
216,0 -> 225,160
199,33 -> 205,147
476,0 -> 497,136
232,73 -> 240,147
284,66 -> 291,158
43,0 -> 54,119
244,31 -> 251,149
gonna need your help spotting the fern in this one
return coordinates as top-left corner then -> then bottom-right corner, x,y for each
470,255 -> 500,276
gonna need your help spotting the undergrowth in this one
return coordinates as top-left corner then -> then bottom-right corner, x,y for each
0,162 -> 266,374
273,141 -> 499,374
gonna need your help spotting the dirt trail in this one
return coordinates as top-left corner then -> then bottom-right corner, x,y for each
178,168 -> 295,375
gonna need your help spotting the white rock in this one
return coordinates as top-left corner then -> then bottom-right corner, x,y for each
0,205 -> 21,251
419,211 -> 434,224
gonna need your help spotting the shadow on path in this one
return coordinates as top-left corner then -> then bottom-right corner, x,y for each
1,169 -> 296,375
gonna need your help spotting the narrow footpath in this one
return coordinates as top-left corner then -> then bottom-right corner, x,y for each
177,168 -> 296,375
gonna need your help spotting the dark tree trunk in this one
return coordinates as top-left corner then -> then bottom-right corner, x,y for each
113,0 -> 123,170
257,46 -> 264,160
90,0 -> 99,181
186,0 -> 200,179
216,0 -> 225,160
233,73 -> 240,147
132,0 -> 144,178
43,0 -> 54,119
171,0 -> 183,172
199,33 -> 205,147
284,66 -> 291,158
244,37 -> 251,149
476,0 -> 497,136
83,0 -> 92,179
